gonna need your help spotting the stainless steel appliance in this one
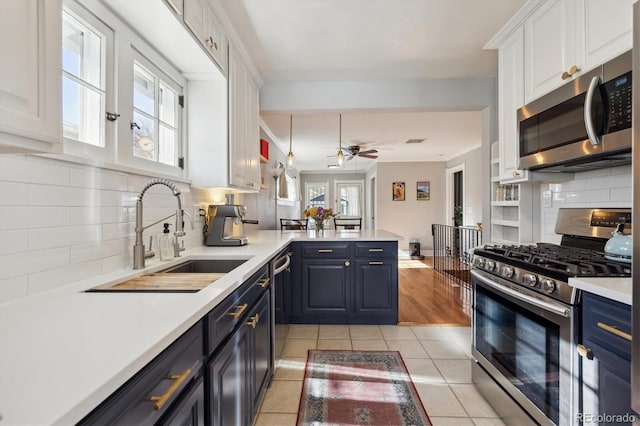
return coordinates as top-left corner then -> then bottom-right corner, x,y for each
472,208 -> 631,425
204,204 -> 257,246
517,51 -> 632,172
632,1 -> 640,416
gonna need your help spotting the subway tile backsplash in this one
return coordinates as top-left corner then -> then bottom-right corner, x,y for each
540,165 -> 632,244
0,154 -> 208,304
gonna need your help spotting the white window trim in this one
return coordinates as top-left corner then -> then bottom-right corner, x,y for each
304,181 -> 329,210
61,1 -> 115,161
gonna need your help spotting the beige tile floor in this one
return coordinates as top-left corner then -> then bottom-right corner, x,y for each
255,324 -> 508,426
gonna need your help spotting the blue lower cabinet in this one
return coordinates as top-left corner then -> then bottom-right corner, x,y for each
250,291 -> 273,417
208,322 -> 251,426
300,258 -> 351,322
354,259 -> 398,324
579,293 -> 633,425
290,241 -> 398,324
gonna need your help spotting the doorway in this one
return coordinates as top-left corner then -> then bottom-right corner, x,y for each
334,180 -> 364,222
445,163 -> 465,226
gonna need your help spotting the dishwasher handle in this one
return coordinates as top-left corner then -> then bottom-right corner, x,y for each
273,254 -> 291,276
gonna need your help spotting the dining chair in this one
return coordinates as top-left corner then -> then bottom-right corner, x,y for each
280,218 -> 308,230
333,217 -> 362,230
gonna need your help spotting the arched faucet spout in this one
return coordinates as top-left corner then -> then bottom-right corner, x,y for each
133,179 -> 185,269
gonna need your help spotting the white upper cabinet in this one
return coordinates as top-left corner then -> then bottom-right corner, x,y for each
498,27 -> 527,183
524,0 -> 632,104
184,0 -> 227,74
228,47 -> 260,190
0,0 -> 62,153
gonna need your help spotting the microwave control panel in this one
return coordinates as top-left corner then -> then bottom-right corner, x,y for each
605,71 -> 632,133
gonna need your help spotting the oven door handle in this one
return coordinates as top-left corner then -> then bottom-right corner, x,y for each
584,75 -> 602,146
471,270 -> 570,317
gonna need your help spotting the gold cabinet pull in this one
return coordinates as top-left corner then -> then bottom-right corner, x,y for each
561,65 -> 580,80
576,344 -> 593,360
257,277 -> 270,288
246,313 -> 259,328
150,368 -> 191,410
318,249 -> 333,253
368,248 -> 384,252
369,261 -> 384,265
597,322 -> 632,341
228,303 -> 248,318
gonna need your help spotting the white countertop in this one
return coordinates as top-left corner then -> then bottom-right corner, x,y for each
0,229 -> 400,425
569,276 -> 632,305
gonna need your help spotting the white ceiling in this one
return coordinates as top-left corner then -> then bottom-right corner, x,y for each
219,0 -> 527,171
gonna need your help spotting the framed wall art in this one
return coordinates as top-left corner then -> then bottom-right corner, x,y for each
417,181 -> 430,200
392,182 -> 405,201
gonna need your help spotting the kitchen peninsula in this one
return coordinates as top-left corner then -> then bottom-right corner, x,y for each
0,229 -> 400,425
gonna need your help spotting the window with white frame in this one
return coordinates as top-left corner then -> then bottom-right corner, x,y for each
335,180 -> 363,217
62,6 -> 109,147
305,182 -> 328,209
131,58 -> 182,167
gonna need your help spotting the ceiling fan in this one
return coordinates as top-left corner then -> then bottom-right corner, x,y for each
342,145 -> 378,161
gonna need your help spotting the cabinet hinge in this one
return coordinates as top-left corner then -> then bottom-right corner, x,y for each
178,95 -> 184,108
178,157 -> 184,169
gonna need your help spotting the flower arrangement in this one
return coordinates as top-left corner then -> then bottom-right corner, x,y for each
303,207 -> 337,231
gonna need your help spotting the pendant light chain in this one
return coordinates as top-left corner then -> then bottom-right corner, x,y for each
337,113 -> 344,166
286,114 -> 295,167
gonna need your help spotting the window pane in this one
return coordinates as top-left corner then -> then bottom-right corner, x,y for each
62,12 -> 102,88
337,184 -> 362,216
62,77 -> 103,146
132,111 -> 155,160
133,64 -> 155,115
159,82 -> 176,126
306,184 -> 326,208
158,124 -> 176,166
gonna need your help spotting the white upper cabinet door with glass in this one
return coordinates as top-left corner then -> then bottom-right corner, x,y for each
0,0 -> 62,153
498,26 -> 527,183
524,0 -> 633,104
184,0 -> 227,74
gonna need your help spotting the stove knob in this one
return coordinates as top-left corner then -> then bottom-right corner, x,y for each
475,258 -> 485,268
542,279 -> 556,294
502,266 -> 515,278
486,260 -> 496,271
523,274 -> 538,287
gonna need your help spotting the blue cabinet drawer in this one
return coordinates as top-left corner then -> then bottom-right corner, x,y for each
79,323 -> 203,425
355,242 -> 398,258
582,292 -> 631,359
205,265 -> 269,356
301,242 -> 351,258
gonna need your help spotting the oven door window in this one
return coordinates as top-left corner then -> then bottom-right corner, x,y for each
475,285 -> 560,424
519,88 -> 604,157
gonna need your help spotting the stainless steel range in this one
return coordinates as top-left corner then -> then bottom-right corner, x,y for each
471,208 -> 631,426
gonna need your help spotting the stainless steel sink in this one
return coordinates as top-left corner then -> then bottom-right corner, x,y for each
158,258 -> 248,273
86,259 -> 249,292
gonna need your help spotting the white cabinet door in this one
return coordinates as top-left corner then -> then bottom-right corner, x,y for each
229,49 -> 247,188
0,0 -> 61,153
245,77 -> 260,189
524,0 -> 575,104
498,27 -> 527,182
575,0 -> 633,72
165,0 -> 183,16
183,0 -> 226,73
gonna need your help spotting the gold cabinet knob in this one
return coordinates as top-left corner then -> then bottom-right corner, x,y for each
569,65 -> 580,76
345,261 -> 350,267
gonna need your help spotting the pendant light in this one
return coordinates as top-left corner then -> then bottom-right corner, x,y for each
336,114 -> 345,167
286,114 -> 295,167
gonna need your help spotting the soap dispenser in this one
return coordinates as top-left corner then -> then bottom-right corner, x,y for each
159,223 -> 174,261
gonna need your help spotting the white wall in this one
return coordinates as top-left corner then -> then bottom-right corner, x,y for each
540,165 -> 632,243
0,154 -> 215,304
376,162 -> 446,251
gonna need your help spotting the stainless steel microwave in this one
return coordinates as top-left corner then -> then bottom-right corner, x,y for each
517,51 -> 632,172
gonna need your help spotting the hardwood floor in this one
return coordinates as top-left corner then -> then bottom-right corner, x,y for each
397,257 -> 472,326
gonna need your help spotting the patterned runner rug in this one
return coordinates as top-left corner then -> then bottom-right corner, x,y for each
297,350 -> 432,426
